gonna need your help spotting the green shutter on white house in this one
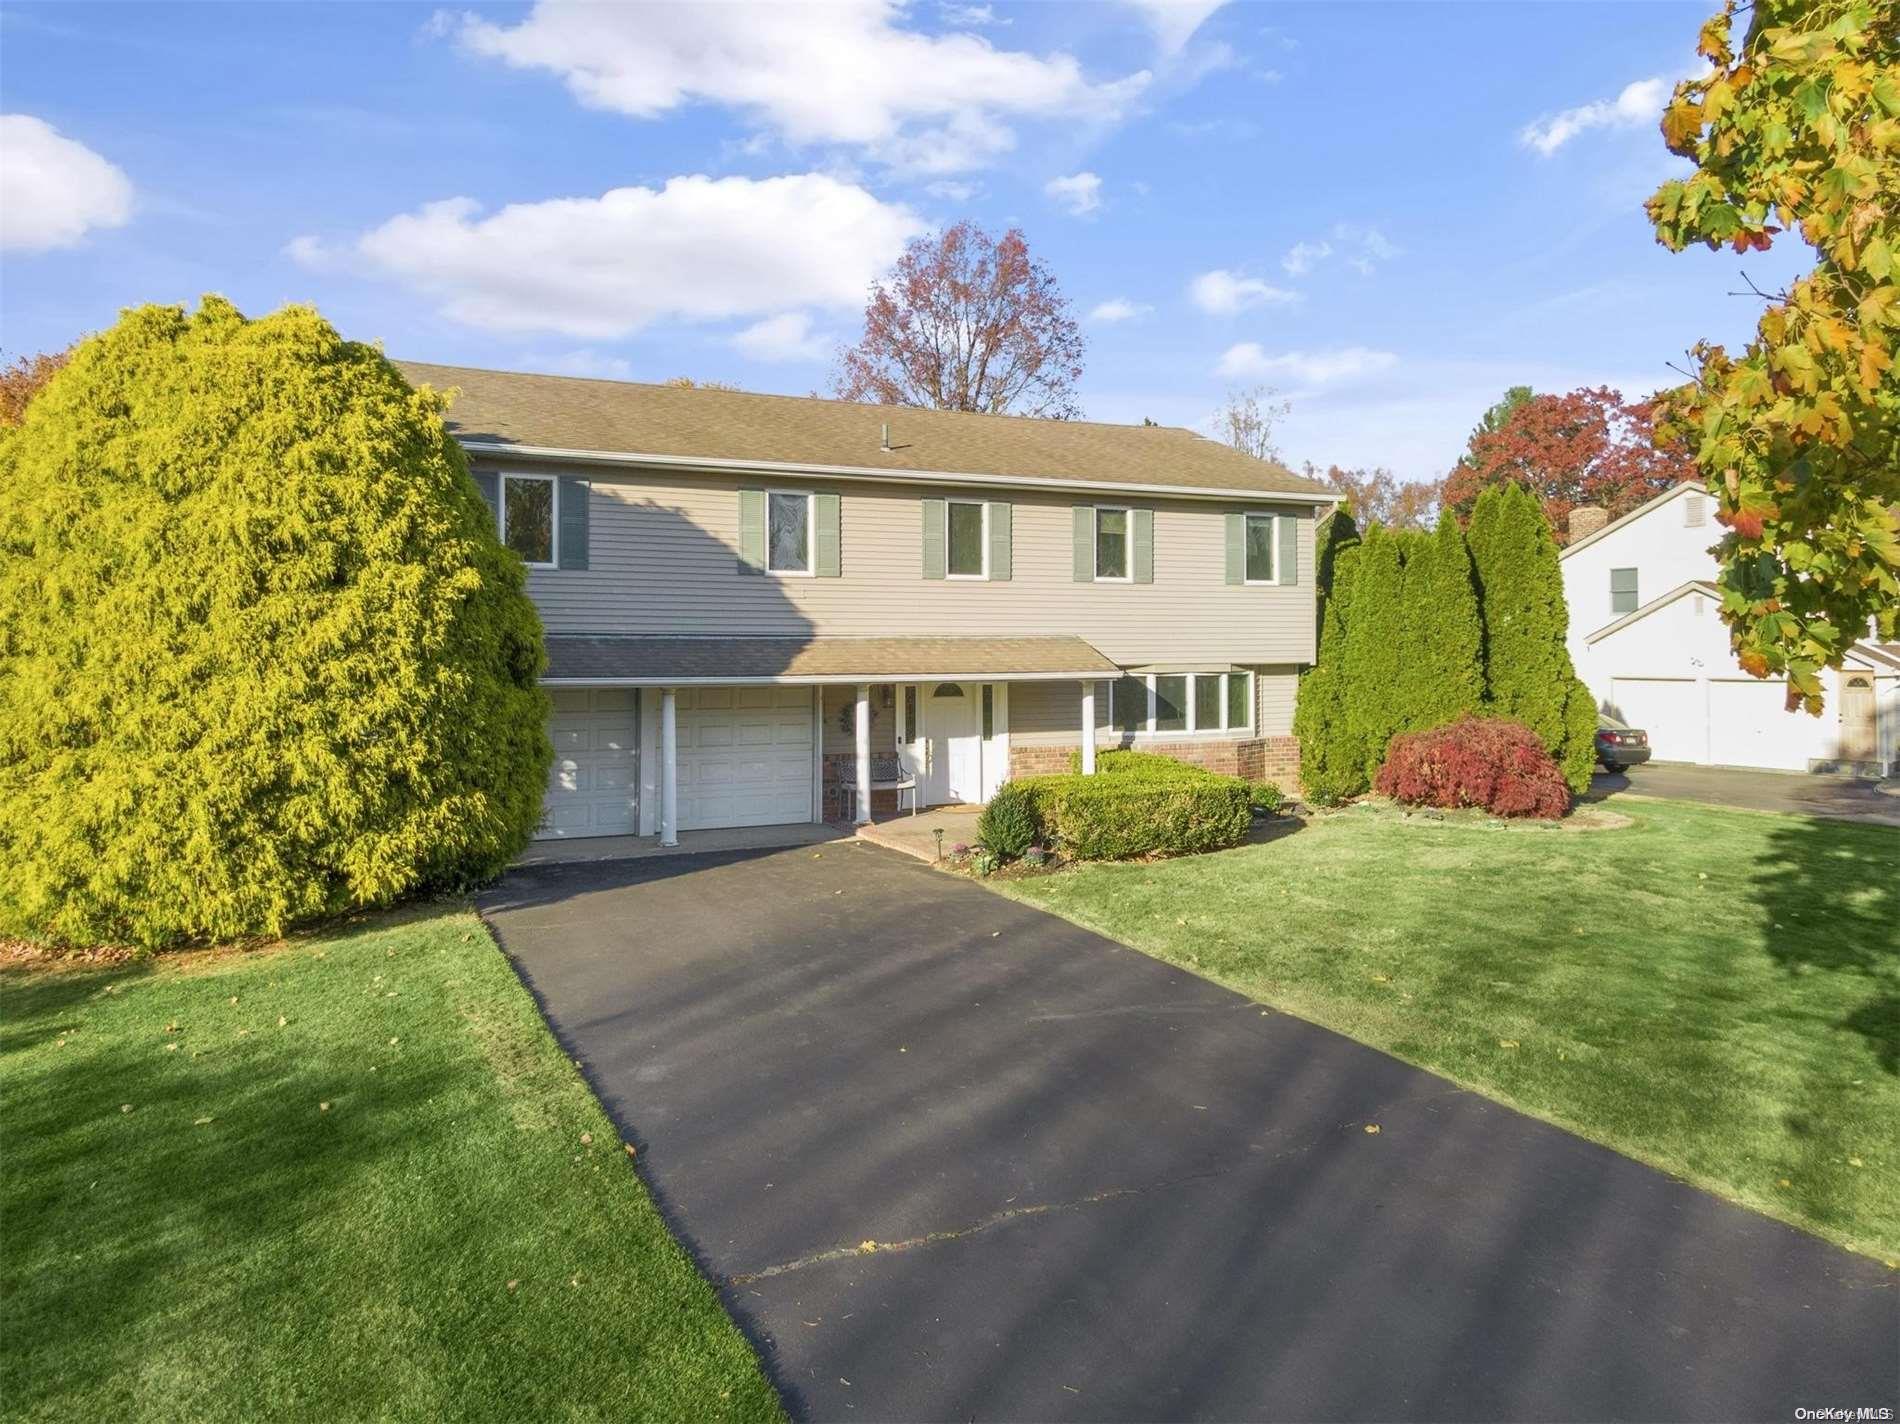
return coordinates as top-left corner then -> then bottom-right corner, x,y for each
1072,507 -> 1093,581
987,501 -> 1012,580
1224,512 -> 1244,585
473,471 -> 500,531
814,492 -> 841,577
1277,511 -> 1298,586
737,489 -> 766,574
557,476 -> 589,571
1132,508 -> 1154,584
921,497 -> 947,579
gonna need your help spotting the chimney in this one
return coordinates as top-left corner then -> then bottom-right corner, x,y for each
879,421 -> 892,452
1569,505 -> 1609,542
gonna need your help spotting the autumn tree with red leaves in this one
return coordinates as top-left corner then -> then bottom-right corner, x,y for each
0,350 -> 70,428
1308,464 -> 1442,530
1441,386 -> 1697,542
833,221 -> 1085,419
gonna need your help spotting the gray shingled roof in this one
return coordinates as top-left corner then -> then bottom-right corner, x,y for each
542,635 -> 1119,682
395,360 -> 1334,500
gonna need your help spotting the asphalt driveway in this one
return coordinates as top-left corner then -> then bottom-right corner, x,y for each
1590,763 -> 1900,826
479,843 -> 1896,1423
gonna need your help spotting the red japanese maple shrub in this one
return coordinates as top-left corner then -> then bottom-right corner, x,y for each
1374,716 -> 1571,820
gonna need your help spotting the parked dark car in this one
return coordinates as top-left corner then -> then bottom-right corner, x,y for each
1595,712 -> 1652,771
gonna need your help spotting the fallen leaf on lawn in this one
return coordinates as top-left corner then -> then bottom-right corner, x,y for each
1370,973 -> 1389,983
229,997 -> 238,1006
388,1037 -> 399,1046
1849,1157 -> 1864,1168
319,1102 -> 330,1112
166,1021 -> 179,1033
507,1279 -> 519,1292
277,1016 -> 287,1027
1364,1124 -> 1380,1134
580,1132 -> 593,1146
857,1240 -> 878,1254
1778,1178 -> 1792,1189
194,1116 -> 214,1126
1499,1039 -> 1520,1050
624,1143 -> 637,1158
165,1043 -> 178,1052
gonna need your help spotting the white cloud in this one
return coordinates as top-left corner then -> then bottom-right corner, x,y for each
293,173 -> 923,340
924,179 -> 981,202
1216,344 -> 1397,385
1045,170 -> 1103,216
1125,0 -> 1229,55
940,2 -> 1007,25
451,1 -> 1150,174
1520,75 -> 1672,156
1281,239 -> 1330,276
1089,298 -> 1152,323
0,114 -> 133,253
1188,269 -> 1297,315
732,312 -> 830,363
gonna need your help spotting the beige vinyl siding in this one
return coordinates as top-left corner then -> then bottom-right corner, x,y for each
490,461 -> 1318,666
1252,665 -> 1298,736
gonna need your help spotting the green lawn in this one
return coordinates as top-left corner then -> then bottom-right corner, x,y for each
1,906 -> 783,1423
998,798 -> 1900,1261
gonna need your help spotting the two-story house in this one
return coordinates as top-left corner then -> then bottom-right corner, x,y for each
397,363 -> 1335,842
1561,481 -> 1898,775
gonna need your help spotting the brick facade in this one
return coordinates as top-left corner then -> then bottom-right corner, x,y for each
1007,735 -> 1301,789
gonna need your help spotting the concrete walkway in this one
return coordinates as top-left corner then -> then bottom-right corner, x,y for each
856,805 -> 984,863
478,843 -> 1896,1423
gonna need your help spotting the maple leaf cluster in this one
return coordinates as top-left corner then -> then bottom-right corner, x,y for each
1646,0 -> 1900,710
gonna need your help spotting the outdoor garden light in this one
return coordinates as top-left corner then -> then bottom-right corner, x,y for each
933,828 -> 944,861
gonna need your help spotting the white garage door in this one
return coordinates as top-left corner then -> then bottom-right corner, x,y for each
540,688 -> 638,839
1609,678 -> 1703,763
1709,679 -> 1807,770
678,686 -> 814,830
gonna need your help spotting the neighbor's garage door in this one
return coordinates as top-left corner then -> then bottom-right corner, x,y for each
1709,678 -> 1806,770
678,686 -> 814,830
540,688 -> 638,839
1610,677 -> 1703,764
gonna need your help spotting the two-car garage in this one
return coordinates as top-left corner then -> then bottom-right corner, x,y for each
540,685 -> 815,839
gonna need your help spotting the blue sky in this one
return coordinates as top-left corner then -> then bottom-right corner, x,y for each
1,1 -> 1804,479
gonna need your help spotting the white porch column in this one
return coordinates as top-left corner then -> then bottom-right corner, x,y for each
1080,679 -> 1097,774
854,683 -> 873,824
660,686 -> 679,846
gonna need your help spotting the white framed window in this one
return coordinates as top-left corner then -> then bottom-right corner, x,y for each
1109,671 -> 1253,736
1094,505 -> 1131,582
1610,567 -> 1638,615
501,473 -> 557,568
947,499 -> 988,578
768,491 -> 814,575
1243,512 -> 1276,584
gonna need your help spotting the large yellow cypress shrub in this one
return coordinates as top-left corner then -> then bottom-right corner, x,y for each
0,297 -> 551,947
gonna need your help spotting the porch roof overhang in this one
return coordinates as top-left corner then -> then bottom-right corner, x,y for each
541,634 -> 1120,686
1122,662 -> 1245,676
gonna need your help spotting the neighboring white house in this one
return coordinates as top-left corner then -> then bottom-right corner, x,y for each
1561,482 -> 1898,775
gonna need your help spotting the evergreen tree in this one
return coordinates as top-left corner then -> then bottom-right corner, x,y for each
1312,507 -> 1360,638
1294,542 -> 1364,803
1396,511 -> 1485,732
0,297 -> 551,947
1465,482 -> 1594,792
1341,526 -> 1408,781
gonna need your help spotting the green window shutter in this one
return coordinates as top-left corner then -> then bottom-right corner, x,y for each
1276,512 -> 1298,585
814,491 -> 841,577
737,489 -> 766,575
1224,512 -> 1244,585
473,471 -> 500,531
987,501 -> 1011,581
1132,508 -> 1153,584
1072,506 -> 1093,581
557,476 -> 589,571
921,497 -> 947,579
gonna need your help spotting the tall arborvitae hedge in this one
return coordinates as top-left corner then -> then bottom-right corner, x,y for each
1341,526 -> 1409,782
1294,512 -> 1365,802
0,297 -> 552,947
1396,511 -> 1486,732
1465,482 -> 1596,792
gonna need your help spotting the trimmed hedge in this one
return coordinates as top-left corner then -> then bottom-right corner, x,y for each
1065,748 -> 1216,780
1019,771 -> 1252,860
1374,715 -> 1570,819
975,779 -> 1040,857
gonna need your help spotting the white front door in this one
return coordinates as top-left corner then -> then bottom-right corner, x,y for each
925,682 -> 983,804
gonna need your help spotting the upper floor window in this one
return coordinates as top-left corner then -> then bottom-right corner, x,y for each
1610,567 -> 1639,615
1095,506 -> 1130,581
502,474 -> 557,567
1244,512 -> 1276,583
769,491 -> 813,575
947,499 -> 987,578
